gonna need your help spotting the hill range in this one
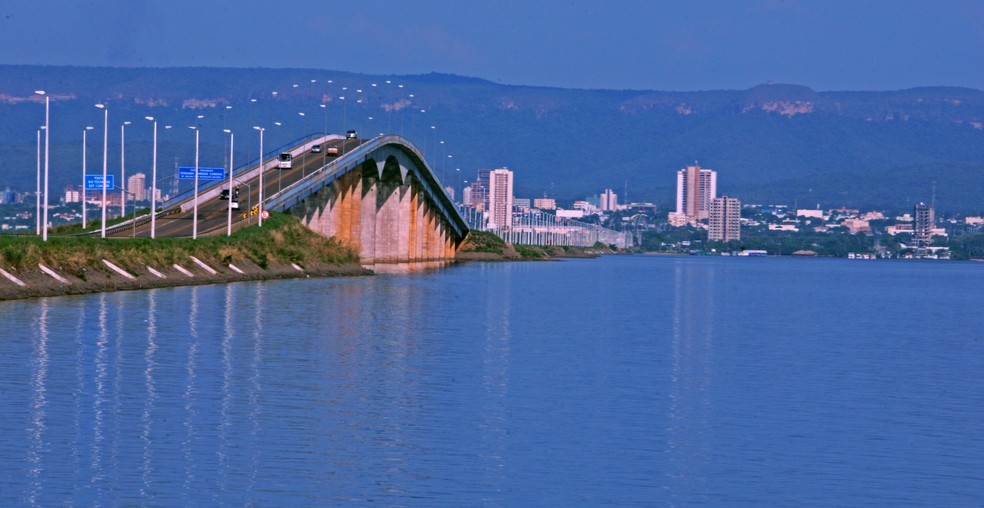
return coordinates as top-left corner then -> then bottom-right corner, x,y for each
1,65 -> 983,212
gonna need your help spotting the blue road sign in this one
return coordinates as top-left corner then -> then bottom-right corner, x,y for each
178,166 -> 226,181
84,174 -> 115,190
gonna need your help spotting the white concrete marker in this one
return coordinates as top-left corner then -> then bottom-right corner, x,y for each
228,264 -> 244,274
189,256 -> 218,275
102,259 -> 136,279
38,264 -> 69,283
291,263 -> 303,272
173,264 -> 194,277
0,267 -> 26,287
146,266 -> 166,279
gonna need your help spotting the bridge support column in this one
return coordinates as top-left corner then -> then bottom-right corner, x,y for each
397,182 -> 411,264
375,180 -> 401,264
360,173 -> 377,266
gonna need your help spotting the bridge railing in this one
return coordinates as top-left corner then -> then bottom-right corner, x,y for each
159,132 -> 329,211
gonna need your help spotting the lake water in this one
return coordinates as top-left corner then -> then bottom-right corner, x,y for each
1,255 -> 983,506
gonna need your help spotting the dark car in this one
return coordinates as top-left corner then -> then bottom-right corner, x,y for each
346,130 -> 358,139
220,187 -> 240,200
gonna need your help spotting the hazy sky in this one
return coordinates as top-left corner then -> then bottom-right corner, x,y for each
3,0 -> 983,91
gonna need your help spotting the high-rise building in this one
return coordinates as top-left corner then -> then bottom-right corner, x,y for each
63,185 -> 81,204
914,202 -> 935,248
128,172 -> 147,201
487,168 -> 514,229
674,163 -> 717,221
600,188 -> 618,211
466,181 -> 487,210
708,196 -> 741,242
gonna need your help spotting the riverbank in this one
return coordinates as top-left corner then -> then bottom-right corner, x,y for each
0,223 -> 617,302
0,213 -> 369,302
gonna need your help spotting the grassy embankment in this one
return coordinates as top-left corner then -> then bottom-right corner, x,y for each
0,212 -> 358,278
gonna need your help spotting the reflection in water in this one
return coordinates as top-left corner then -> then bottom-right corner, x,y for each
92,293 -> 108,489
183,286 -> 200,503
219,284 -> 234,493
141,290 -> 158,499
246,282 -> 265,498
72,298 -> 87,497
667,260 -> 715,500
1,258 -> 983,505
27,299 -> 49,506
480,264 -> 510,489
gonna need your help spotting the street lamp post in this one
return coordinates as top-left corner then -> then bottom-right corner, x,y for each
96,104 -> 108,238
189,125 -> 200,239
273,121 -> 283,194
298,112 -> 307,177
120,120 -> 131,217
253,126 -> 265,227
145,116 -> 158,238
82,126 -> 94,228
35,128 -> 41,235
224,129 -> 234,236
35,91 -> 50,241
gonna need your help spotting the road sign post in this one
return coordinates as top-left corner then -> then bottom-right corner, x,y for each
179,163 -> 224,240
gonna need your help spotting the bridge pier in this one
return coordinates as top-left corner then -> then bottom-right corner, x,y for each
291,157 -> 462,268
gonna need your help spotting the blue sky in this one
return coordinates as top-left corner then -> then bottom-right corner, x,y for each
2,0 -> 983,91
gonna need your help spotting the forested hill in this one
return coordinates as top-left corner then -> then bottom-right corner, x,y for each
1,65 -> 983,211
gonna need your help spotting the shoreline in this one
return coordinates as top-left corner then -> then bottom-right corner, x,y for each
0,224 -> 616,302
0,251 -> 610,302
0,258 -> 373,302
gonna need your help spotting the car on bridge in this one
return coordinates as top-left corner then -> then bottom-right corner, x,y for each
327,146 -> 339,155
278,152 -> 292,169
311,144 -> 322,153
346,130 -> 358,139
220,187 -> 240,200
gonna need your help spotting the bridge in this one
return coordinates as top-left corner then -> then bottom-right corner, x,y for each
108,134 -> 468,267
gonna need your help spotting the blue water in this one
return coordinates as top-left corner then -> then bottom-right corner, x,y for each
1,256 -> 983,506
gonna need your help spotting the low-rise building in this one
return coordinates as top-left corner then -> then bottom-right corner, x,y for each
841,218 -> 871,234
797,209 -> 824,219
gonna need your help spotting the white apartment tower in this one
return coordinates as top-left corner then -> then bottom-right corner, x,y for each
675,163 -> 717,220
487,168 -> 514,229
708,196 -> 741,242
127,172 -> 147,201
600,188 -> 618,211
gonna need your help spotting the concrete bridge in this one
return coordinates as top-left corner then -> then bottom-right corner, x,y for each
117,134 -> 468,267
266,135 -> 468,266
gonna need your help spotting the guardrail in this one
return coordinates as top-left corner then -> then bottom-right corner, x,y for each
160,132 -> 335,211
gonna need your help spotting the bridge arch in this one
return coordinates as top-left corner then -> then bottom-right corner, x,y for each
267,135 -> 467,266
